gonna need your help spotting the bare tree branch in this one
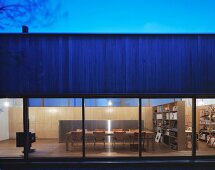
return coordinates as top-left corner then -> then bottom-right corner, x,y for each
0,0 -> 67,30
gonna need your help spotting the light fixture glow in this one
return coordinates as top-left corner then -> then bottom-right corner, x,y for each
107,120 -> 111,143
4,101 -> 10,107
48,108 -> 58,113
199,99 -> 204,106
108,120 -> 111,132
108,100 -> 112,106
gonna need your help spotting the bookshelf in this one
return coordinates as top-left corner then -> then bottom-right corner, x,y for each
199,105 -> 215,141
153,101 -> 186,150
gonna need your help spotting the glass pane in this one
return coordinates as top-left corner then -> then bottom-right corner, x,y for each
44,98 -> 69,106
85,98 -> 139,157
28,98 -> 82,158
0,98 -> 23,158
149,99 -> 175,106
29,98 -> 43,107
69,98 -> 82,107
196,98 -> 215,156
142,98 -> 192,156
85,98 -> 138,107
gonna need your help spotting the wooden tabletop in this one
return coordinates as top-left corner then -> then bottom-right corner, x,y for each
66,130 -> 154,135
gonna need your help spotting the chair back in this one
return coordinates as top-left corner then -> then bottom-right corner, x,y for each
93,131 -> 105,140
112,129 -> 123,132
95,129 -> 106,131
133,132 -> 139,140
141,131 -> 146,142
113,131 -> 126,140
71,131 -> 82,141
133,131 -> 146,140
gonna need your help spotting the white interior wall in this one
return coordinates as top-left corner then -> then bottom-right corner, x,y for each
0,99 -> 9,141
182,98 -> 192,107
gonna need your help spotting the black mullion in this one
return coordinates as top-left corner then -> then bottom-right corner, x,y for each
192,97 -> 196,157
23,98 -> 29,160
139,98 -> 142,157
42,98 -> 44,107
68,98 -> 70,107
82,98 -> 85,158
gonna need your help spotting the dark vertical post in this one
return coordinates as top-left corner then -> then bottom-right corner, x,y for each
139,98 -> 142,157
68,98 -> 70,107
42,98 -> 44,107
82,98 -> 85,158
192,97 -> 196,157
23,98 -> 29,160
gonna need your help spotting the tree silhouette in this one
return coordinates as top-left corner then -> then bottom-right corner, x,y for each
0,0 -> 67,30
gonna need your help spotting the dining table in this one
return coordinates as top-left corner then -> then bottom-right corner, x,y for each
65,130 -> 155,151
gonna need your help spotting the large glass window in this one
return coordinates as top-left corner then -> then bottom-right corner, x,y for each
0,98 -> 23,157
28,98 -> 82,158
85,98 -> 139,157
196,98 -> 215,156
141,98 -> 192,156
3,96 -> 212,158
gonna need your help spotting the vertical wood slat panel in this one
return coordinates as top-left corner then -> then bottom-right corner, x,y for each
0,34 -> 214,95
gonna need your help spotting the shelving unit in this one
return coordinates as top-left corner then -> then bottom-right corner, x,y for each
153,101 -> 186,150
199,105 -> 215,141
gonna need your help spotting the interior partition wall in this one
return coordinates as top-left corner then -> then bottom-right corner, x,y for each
2,96 -> 215,160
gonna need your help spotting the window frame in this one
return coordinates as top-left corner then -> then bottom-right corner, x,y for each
1,94 -> 215,162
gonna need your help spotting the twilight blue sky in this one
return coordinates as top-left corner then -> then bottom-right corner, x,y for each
1,0 -> 215,33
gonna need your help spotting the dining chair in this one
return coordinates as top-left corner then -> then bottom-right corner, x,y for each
93,131 -> 106,149
112,131 -> 126,148
112,128 -> 123,132
94,129 -> 106,131
130,132 -> 146,151
70,131 -> 82,150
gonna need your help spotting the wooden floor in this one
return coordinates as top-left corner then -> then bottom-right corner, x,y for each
0,139 -> 214,158
0,140 -> 23,157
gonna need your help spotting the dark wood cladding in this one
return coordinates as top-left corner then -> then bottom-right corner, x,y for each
0,34 -> 215,95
